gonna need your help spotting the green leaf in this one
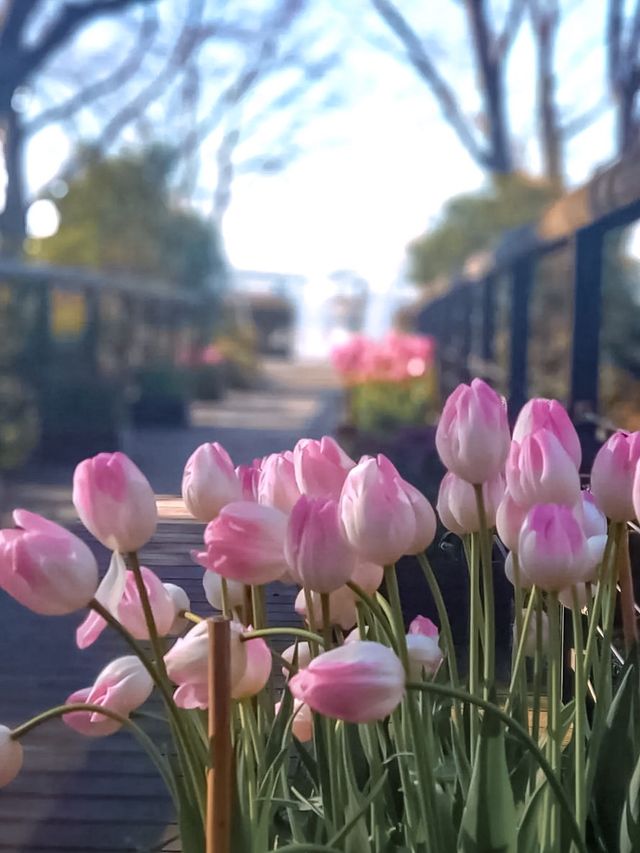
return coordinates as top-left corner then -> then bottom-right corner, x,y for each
517,784 -> 546,853
458,708 -> 518,853
620,750 -> 640,853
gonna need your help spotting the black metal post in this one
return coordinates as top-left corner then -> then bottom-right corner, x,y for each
509,256 -> 533,418
481,274 -> 495,362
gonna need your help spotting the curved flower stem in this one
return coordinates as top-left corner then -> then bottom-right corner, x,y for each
242,627 -> 324,647
504,587 -> 538,714
571,586 -> 586,841
346,581 -> 397,648
182,610 -> 203,624
128,551 -> 168,679
405,681 -> 587,853
473,485 -> 495,695
11,702 -> 178,805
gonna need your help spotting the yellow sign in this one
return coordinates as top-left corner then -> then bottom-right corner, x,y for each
50,289 -> 87,340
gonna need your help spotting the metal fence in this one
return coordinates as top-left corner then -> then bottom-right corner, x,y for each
416,150 -> 640,468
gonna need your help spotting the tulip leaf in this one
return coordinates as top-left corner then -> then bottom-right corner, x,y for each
620,750 -> 640,853
517,783 -> 546,853
458,707 -> 518,853
591,664 -> 640,853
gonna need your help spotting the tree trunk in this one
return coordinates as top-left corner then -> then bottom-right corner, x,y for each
535,13 -> 563,187
0,101 -> 26,257
617,84 -> 638,155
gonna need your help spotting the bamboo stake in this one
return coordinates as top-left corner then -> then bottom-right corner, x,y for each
207,617 -> 232,853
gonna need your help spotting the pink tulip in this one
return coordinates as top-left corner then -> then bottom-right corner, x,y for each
281,642 -> 313,676
232,631 -> 272,699
512,399 -> 581,468
435,379 -> 510,484
406,634 -> 443,679
258,451 -> 301,513
289,640 -> 405,722
558,583 -> 595,611
634,463 -> 640,524
409,615 -> 439,638
275,699 -> 313,742
182,443 -> 242,522
504,551 -> 533,589
496,492 -> 528,552
63,656 -> 153,737
164,620 -> 247,708
591,431 -> 640,521
236,463 -> 261,502
294,436 -> 355,499
76,566 -> 176,649
0,726 -> 23,787
199,566 -> 246,612
73,452 -> 157,552
294,586 -> 357,630
339,455 -> 417,565
351,560 -> 384,593
579,490 -> 607,538
285,496 -> 356,593
164,583 -> 190,634
518,504 -> 591,591
402,479 -> 437,554
514,609 -> 548,657
0,510 -> 98,616
204,502 -> 288,585
506,430 -> 581,510
436,472 -> 504,535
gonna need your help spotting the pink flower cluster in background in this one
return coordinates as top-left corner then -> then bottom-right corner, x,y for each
330,331 -> 436,385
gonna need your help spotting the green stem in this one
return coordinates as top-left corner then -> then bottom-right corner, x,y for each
571,586 -> 586,841
303,586 -> 320,657
220,576 -> 231,618
251,583 -> 267,630
346,581 -> 397,648
128,551 -> 168,679
405,681 -> 587,853
242,627 -> 324,647
12,702 -> 178,804
469,532 -> 480,762
504,587 -> 538,714
583,529 -> 615,678
546,591 -> 562,849
320,593 -> 333,650
474,485 -> 495,695
530,590 -> 544,791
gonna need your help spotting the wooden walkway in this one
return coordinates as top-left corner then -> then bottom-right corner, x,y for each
0,361 -> 338,852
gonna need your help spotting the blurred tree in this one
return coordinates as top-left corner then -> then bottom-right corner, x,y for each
0,0 -> 343,254
29,145 -> 225,290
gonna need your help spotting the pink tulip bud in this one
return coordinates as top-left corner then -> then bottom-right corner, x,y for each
163,583 -> 190,635
199,566 -> 246,612
504,551 -> 533,589
579,490 -> 607,538
232,630 -> 272,699
496,492 -> 528,552
406,633 -> 443,679
591,431 -> 640,521
435,379 -> 510,484
506,430 -> 581,510
0,726 -> 23,787
288,640 -> 405,723
236,463 -> 261,502
351,560 -> 384,593
204,502 -> 288,585
514,609 -> 549,657
402,479 -> 437,554
294,436 -> 355,499
436,472 -> 504,535
64,656 -> 153,737
275,699 -> 313,742
518,504 -> 591,591
409,615 -> 439,638
339,455 -> 417,565
558,583 -> 595,611
285,496 -> 356,593
182,443 -> 242,522
0,510 -> 98,616
164,620 -> 247,707
258,451 -> 301,513
281,642 -> 313,676
294,586 -> 357,630
73,452 -> 157,552
512,399 -> 581,468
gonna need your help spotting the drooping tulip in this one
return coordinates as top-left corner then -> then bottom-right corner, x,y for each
0,510 -> 98,616
204,502 -> 288,585
164,583 -> 190,634
591,431 -> 640,521
0,726 -> 23,787
435,379 -> 510,484
339,455 -> 417,565
506,430 -> 581,510
293,436 -> 355,499
496,492 -> 528,553
518,504 -> 591,591
182,443 -> 242,522
76,565 -> 176,649
436,472 -> 504,535
285,496 -> 356,593
63,656 -> 154,737
288,640 -> 405,723
294,586 -> 358,631
512,399 -> 581,468
258,451 -> 301,513
73,452 -> 157,552
232,631 -> 272,699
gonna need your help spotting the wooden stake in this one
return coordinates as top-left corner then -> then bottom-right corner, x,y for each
207,617 -> 232,853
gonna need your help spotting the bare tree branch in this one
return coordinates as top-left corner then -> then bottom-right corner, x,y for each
370,0 -> 491,168
495,0 -> 527,58
608,0 -> 624,87
25,9 -> 159,135
562,94 -> 610,138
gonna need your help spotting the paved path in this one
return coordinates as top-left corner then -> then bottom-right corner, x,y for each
0,359 -> 341,852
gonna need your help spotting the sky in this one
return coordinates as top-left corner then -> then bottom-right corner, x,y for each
8,0 -> 626,297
